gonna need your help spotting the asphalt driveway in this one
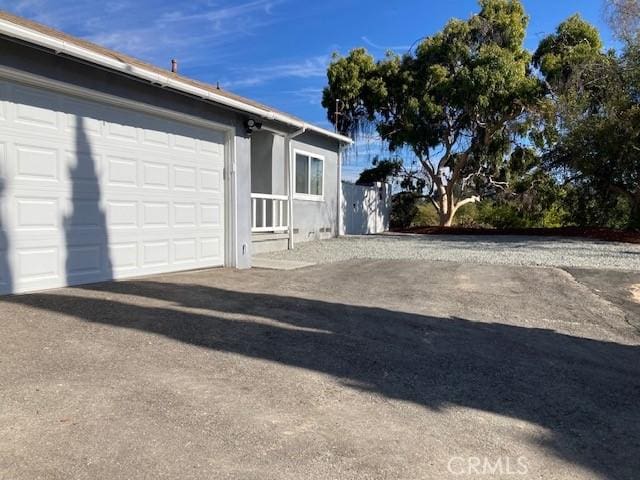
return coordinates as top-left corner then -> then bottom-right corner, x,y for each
1,260 -> 639,479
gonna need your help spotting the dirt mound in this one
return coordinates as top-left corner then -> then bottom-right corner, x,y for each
395,226 -> 640,244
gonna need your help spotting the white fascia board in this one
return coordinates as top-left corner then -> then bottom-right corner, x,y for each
0,18 -> 353,145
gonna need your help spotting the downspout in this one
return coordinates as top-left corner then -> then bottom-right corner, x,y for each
285,127 -> 306,250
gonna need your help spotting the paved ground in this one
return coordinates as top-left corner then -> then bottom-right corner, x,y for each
259,234 -> 640,270
1,260 -> 639,479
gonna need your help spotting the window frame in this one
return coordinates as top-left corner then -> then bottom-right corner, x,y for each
293,149 -> 325,201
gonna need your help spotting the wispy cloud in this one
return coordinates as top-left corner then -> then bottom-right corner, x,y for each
361,36 -> 411,52
222,55 -> 328,89
0,0 -> 290,64
288,87 -> 324,105
158,0 -> 282,25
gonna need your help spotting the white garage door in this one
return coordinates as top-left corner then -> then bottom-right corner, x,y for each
0,78 -> 226,294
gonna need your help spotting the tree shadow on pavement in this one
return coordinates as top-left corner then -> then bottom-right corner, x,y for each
3,279 -> 640,479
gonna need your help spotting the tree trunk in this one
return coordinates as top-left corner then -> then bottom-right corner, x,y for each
437,195 -> 481,227
437,193 -> 454,227
439,208 -> 455,227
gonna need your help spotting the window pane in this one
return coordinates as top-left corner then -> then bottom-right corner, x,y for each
310,158 -> 323,196
295,154 -> 309,194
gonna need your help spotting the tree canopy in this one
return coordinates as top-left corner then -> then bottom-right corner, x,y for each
323,0 -> 544,226
535,11 -> 640,228
324,0 -> 640,230
355,157 -> 402,186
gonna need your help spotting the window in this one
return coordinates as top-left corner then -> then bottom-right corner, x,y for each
295,151 -> 324,198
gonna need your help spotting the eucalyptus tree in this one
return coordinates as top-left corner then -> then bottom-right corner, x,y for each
323,0 -> 544,226
535,13 -> 640,228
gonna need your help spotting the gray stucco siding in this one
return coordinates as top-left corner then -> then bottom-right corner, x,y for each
291,132 -> 341,242
250,130 -> 286,196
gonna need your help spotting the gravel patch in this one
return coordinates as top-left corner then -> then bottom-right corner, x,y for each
258,233 -> 640,270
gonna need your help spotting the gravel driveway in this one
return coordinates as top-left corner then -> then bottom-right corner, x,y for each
259,233 -> 640,270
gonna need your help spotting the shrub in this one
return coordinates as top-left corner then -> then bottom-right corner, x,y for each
391,193 -> 419,229
412,202 -> 440,227
476,202 -> 529,228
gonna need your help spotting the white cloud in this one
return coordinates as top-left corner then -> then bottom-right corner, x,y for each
223,55 -> 328,89
288,87 -> 323,105
159,0 -> 282,24
361,36 -> 411,52
0,0 -> 290,67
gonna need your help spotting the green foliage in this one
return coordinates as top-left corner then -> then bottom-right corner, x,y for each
390,193 -> 420,229
334,3 -> 640,230
356,157 -> 402,185
409,196 -> 570,230
562,183 -> 632,230
412,202 -> 441,227
533,15 -> 603,86
536,13 -> 640,230
323,0 -> 545,226
476,202 -> 528,228
453,203 -> 482,227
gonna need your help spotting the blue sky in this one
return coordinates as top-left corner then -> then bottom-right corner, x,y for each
0,0 -> 614,180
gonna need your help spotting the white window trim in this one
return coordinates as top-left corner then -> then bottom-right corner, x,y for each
293,148 -> 325,202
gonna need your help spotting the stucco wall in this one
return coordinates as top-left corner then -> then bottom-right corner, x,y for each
250,131 -> 286,196
291,132 -> 341,243
250,131 -> 272,194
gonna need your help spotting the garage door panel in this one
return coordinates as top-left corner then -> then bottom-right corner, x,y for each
11,84 -> 60,130
201,237 -> 222,262
142,161 -> 169,189
141,119 -> 171,148
0,248 -> 9,288
142,240 -> 170,267
66,198 -> 105,228
142,202 -> 170,227
16,246 -> 59,282
66,244 -> 103,277
106,200 -> 138,228
14,143 -> 59,183
106,155 -> 138,187
63,98 -> 104,137
200,168 -> 222,193
174,238 -> 197,264
103,109 -> 140,143
200,203 -> 222,226
0,142 -> 6,178
0,82 -> 8,121
15,196 -> 59,231
110,242 -> 138,272
172,133 -> 198,153
174,202 -> 197,226
0,79 -> 226,293
173,165 -> 197,191
66,150 -> 103,184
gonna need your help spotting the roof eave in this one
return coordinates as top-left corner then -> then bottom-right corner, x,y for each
0,17 -> 353,145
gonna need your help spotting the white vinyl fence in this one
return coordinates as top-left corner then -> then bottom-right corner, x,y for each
341,181 -> 391,235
